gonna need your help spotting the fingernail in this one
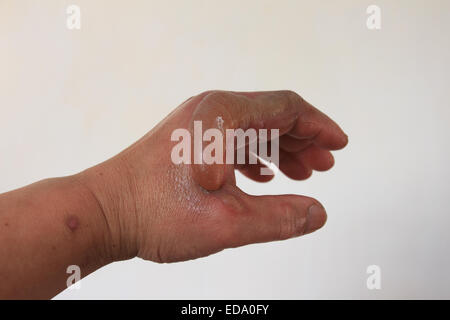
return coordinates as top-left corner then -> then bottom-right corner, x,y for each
304,204 -> 327,234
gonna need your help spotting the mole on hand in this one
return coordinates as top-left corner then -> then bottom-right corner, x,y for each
66,215 -> 80,232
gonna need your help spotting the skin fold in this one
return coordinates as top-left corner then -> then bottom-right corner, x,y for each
0,90 -> 348,299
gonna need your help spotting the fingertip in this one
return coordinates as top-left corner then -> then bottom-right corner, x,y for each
343,133 -> 349,147
237,166 -> 275,183
192,163 -> 226,191
298,146 -> 335,172
315,151 -> 335,172
304,203 -> 327,234
335,132 -> 349,150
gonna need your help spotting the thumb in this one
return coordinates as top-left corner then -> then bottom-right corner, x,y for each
216,189 -> 327,249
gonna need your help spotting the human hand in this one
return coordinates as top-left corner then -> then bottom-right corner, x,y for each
77,90 -> 348,263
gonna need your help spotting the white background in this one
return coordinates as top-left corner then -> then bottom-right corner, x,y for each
1,0 -> 449,299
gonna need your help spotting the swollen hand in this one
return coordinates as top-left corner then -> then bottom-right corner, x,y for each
79,90 -> 348,263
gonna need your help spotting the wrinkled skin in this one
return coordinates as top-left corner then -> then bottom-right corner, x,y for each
78,90 -> 348,263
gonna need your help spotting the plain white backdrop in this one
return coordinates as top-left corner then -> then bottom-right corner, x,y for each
1,0 -> 449,299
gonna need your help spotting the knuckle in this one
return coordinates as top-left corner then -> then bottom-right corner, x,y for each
278,203 -> 296,240
202,90 -> 230,108
194,90 -> 235,127
282,90 -> 304,107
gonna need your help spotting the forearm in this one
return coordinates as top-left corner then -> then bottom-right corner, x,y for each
0,176 -> 112,299
0,90 -> 347,298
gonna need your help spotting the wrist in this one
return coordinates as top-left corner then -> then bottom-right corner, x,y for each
58,175 -> 114,268
74,158 -> 140,262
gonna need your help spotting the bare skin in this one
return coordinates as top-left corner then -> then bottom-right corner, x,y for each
0,90 -> 348,299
